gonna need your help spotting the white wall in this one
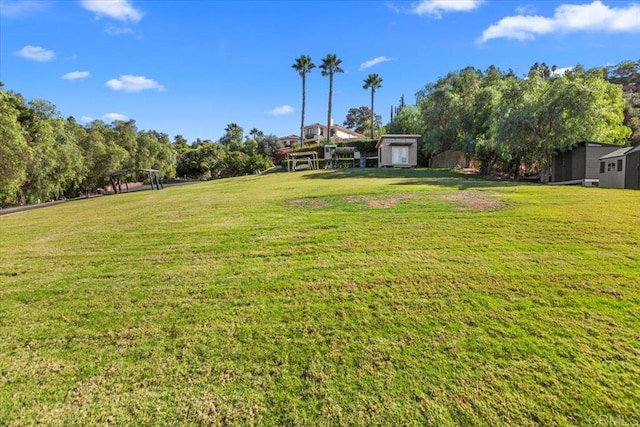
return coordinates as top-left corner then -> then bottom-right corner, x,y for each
599,157 -> 626,188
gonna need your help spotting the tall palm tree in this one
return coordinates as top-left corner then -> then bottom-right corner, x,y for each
249,127 -> 263,141
292,55 -> 315,148
319,54 -> 344,143
363,73 -> 383,139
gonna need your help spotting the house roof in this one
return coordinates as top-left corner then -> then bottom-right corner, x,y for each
278,135 -> 300,140
332,125 -> 366,138
599,146 -> 635,160
303,123 -> 366,138
304,122 -> 324,129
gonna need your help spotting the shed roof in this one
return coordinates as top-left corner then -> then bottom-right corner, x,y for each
376,134 -> 421,149
599,146 -> 634,160
627,144 -> 640,154
576,141 -> 621,148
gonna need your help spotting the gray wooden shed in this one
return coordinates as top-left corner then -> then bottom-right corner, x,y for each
552,141 -> 620,185
623,145 -> 640,190
598,147 -> 635,189
376,135 -> 420,168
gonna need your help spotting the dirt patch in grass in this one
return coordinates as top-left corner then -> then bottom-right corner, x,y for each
285,198 -> 331,209
287,191 -> 504,211
435,190 -> 505,211
345,194 -> 418,208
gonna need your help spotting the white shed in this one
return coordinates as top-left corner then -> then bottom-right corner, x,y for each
376,134 -> 420,168
599,147 -> 634,189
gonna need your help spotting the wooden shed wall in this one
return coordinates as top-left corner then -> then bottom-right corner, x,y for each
625,150 -> 640,189
552,146 -> 620,182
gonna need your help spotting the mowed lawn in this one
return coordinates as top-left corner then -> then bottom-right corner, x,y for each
1,168 -> 639,426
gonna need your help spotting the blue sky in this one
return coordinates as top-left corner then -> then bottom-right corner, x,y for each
1,0 -> 639,143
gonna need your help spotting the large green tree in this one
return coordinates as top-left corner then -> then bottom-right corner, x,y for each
343,106 -> 382,134
79,120 -> 127,192
363,73 -> 383,139
0,89 -> 29,205
220,123 -> 243,152
17,100 -> 83,204
320,54 -> 344,143
418,67 -> 495,167
112,119 -> 138,169
257,134 -> 285,164
386,105 -> 423,135
490,66 -> 630,179
606,59 -> 640,145
292,55 -> 315,148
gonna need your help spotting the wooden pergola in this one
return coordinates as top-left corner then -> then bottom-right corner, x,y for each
108,168 -> 164,194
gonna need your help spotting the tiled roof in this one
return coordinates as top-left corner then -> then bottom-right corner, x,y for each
303,122 -> 365,138
331,125 -> 365,137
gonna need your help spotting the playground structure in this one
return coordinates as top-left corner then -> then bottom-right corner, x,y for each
324,145 -> 361,169
286,144 -> 379,171
286,151 -> 320,172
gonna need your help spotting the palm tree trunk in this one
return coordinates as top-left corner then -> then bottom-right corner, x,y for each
370,88 -> 375,139
300,74 -> 306,148
327,73 -> 333,144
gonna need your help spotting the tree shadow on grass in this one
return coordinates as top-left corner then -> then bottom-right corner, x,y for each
299,168 -> 531,190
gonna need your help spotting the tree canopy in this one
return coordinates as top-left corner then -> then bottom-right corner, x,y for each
343,106 -> 382,135
0,85 -> 276,208
401,62 -> 632,176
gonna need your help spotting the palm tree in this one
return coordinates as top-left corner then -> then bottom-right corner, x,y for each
319,54 -> 344,143
363,73 -> 383,139
292,55 -> 315,148
249,127 -> 263,141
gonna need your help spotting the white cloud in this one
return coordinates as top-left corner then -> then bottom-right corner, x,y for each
105,75 -> 165,92
80,116 -> 94,123
411,0 -> 484,17
266,105 -> 294,116
102,113 -> 129,122
62,71 -> 90,80
105,25 -> 143,39
359,56 -> 393,71
480,1 -> 640,43
515,4 -> 537,15
15,45 -> 55,62
105,25 -> 135,35
80,0 -> 142,22
1,0 -> 49,16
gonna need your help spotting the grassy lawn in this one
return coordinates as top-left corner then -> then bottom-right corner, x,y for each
1,168 -> 639,426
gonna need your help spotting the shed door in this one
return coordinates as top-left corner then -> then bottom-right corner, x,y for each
392,146 -> 408,164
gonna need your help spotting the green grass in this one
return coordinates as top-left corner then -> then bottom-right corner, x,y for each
1,168 -> 639,426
